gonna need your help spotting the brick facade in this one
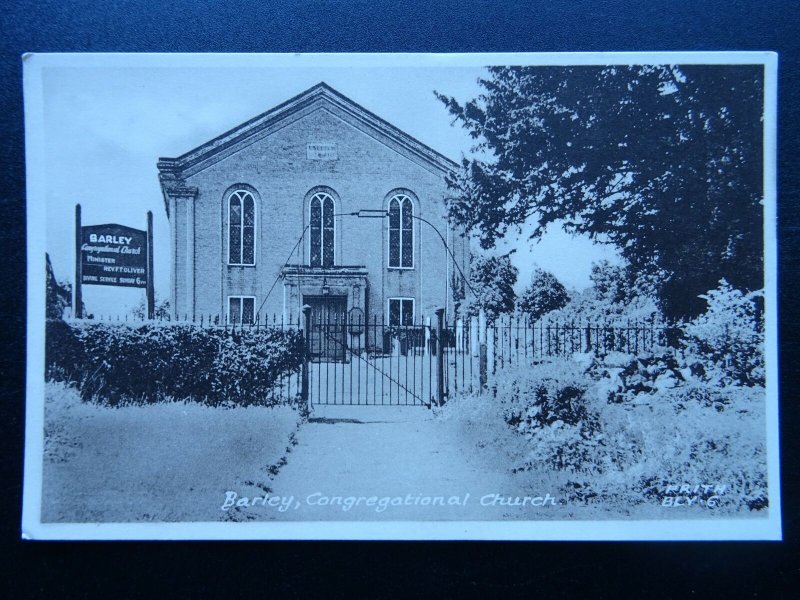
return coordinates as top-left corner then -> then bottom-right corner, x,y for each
158,83 -> 469,327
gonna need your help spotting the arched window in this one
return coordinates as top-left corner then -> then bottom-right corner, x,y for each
310,192 -> 335,267
228,190 -> 256,265
388,194 -> 413,268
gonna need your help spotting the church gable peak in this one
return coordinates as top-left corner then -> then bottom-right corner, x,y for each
157,82 -> 457,181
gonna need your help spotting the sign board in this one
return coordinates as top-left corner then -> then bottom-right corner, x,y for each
306,142 -> 337,160
348,307 -> 365,335
80,223 -> 148,288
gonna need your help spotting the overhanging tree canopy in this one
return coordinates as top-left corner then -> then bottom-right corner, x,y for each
437,65 -> 764,319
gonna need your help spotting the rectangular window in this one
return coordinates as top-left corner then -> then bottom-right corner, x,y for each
388,298 -> 414,327
228,296 -> 255,324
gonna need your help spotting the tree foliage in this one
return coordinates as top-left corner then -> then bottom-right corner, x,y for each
467,255 -> 518,321
46,253 -> 72,320
518,268 -> 570,320
543,260 -> 661,324
437,65 -> 764,319
589,260 -> 633,306
130,295 -> 171,320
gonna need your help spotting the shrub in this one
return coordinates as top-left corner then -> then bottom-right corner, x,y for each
587,348 -> 688,404
505,382 -> 590,430
209,329 -> 305,404
484,359 -> 768,512
625,384 -> 768,512
46,320 -> 304,406
505,379 -> 602,473
45,319 -> 86,382
682,280 -> 764,386
494,361 -> 603,473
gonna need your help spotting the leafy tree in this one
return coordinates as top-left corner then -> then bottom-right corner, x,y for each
518,268 -> 570,320
467,255 -> 518,321
130,295 -> 171,320
589,260 -> 633,305
46,253 -> 72,319
437,65 -> 764,319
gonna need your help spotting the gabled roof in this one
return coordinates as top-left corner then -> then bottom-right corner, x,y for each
157,83 -> 458,213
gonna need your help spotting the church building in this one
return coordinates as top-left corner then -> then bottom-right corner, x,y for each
157,82 -> 470,336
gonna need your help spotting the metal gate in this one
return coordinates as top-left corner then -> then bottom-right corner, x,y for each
304,311 -> 440,408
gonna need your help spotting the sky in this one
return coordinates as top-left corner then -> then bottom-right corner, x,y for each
38,56 -> 618,316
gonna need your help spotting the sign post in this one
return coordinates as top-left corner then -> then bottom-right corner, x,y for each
146,211 -> 154,319
73,204 -> 83,318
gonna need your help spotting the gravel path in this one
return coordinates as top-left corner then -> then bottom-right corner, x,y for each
226,405 -> 563,521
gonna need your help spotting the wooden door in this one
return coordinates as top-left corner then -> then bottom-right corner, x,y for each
305,295 -> 347,362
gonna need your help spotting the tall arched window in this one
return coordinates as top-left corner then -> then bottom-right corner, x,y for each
388,193 -> 414,268
310,192 -> 335,267
228,190 -> 256,265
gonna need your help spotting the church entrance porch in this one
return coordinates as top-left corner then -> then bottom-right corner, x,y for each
282,265 -> 369,362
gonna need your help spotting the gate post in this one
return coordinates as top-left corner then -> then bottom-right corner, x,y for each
301,304 -> 311,410
435,308 -> 445,407
585,321 -> 592,353
479,308 -> 487,389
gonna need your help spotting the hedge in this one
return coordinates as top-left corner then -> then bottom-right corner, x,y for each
45,320 -> 304,406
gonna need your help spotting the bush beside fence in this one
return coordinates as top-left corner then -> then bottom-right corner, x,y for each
46,319 -> 304,406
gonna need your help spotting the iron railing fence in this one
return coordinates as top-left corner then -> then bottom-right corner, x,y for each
83,311 -> 303,332
76,311 -> 675,406
441,313 -> 675,396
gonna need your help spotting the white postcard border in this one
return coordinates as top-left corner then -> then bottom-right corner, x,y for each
22,51 -> 780,541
